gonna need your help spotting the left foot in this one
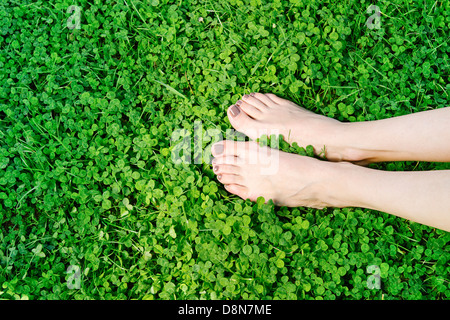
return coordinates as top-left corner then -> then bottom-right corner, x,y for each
211,140 -> 336,208
226,92 -> 348,161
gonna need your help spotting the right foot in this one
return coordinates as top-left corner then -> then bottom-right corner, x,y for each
211,140 -> 338,208
227,92 -> 363,162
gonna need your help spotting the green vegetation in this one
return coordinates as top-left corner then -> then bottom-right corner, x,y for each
0,0 -> 449,300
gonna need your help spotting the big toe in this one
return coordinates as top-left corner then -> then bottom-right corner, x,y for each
227,104 -> 256,138
228,104 -> 272,140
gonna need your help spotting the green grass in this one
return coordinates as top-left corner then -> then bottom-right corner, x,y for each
1,0 -> 450,300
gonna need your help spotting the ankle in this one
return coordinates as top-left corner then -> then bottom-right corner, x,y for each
295,158 -> 350,208
340,146 -> 372,163
318,161 -> 359,208
328,122 -> 374,163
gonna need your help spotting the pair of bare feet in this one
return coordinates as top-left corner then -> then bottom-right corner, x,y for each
210,97 -> 450,232
211,92 -> 359,208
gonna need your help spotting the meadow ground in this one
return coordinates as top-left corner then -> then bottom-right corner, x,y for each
0,0 -> 449,299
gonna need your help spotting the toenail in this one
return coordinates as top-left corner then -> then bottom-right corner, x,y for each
213,165 -> 219,172
212,158 -> 217,164
250,92 -> 255,97
230,105 -> 241,117
243,94 -> 249,99
214,144 -> 224,155
236,100 -> 242,106
217,174 -> 222,180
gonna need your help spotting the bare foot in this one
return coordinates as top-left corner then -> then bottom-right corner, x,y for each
211,140 -> 336,208
227,92 -> 363,162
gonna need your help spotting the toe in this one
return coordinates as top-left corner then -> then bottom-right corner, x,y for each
235,100 -> 263,119
211,141 -> 259,159
227,106 -> 269,140
213,164 -> 241,175
212,155 -> 241,165
242,94 -> 269,111
249,92 -> 277,107
217,173 -> 244,185
227,105 -> 259,137
224,184 -> 249,199
264,93 -> 286,105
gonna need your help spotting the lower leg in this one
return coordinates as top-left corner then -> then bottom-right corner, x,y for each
338,107 -> 450,163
